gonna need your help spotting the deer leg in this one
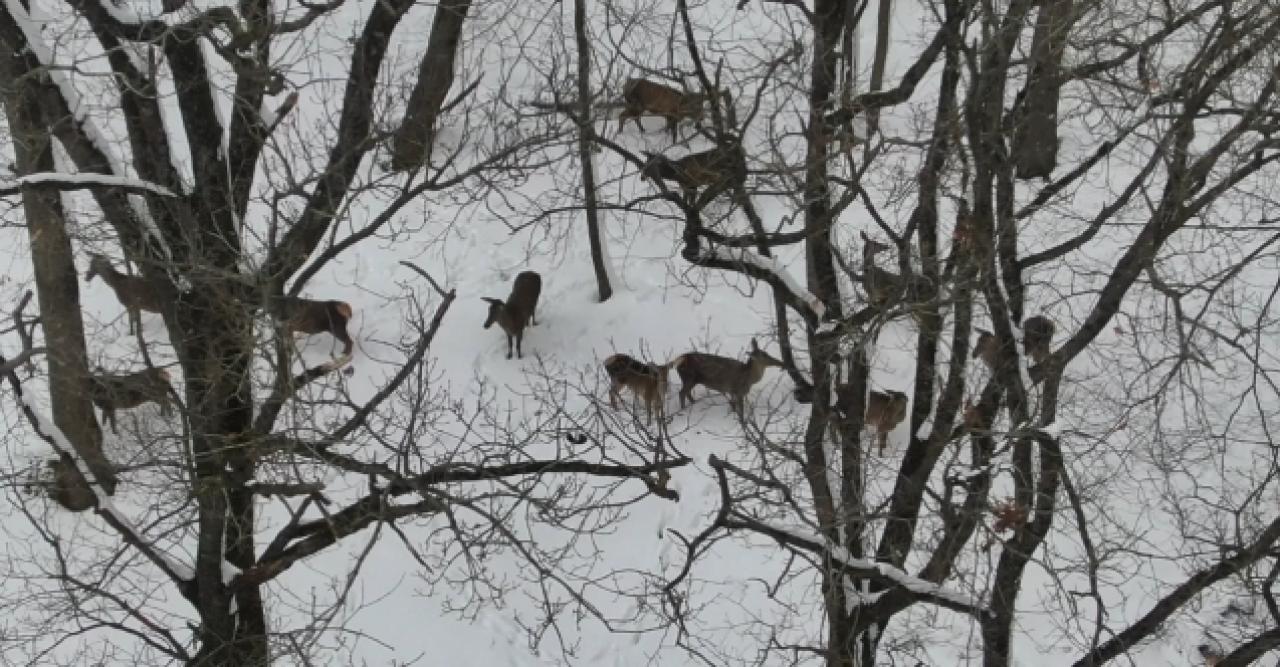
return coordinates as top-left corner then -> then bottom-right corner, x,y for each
103,408 -> 118,436
878,431 -> 887,456
334,326 -> 355,357
666,115 -> 677,140
678,383 -> 693,409
505,333 -> 513,360
609,382 -> 623,409
515,331 -> 523,359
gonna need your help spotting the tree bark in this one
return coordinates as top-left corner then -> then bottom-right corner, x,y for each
1013,0 -> 1075,179
390,0 -> 473,170
0,38 -> 116,505
866,0 -> 893,134
574,0 -> 612,302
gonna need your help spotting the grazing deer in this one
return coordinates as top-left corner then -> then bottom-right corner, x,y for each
640,144 -> 745,199
833,385 -> 909,455
1023,315 -> 1055,363
482,271 -> 542,359
85,254 -> 164,335
88,367 -> 174,435
603,353 -> 671,424
672,338 -> 783,416
859,232 -> 932,315
618,77 -> 709,139
271,296 -> 355,358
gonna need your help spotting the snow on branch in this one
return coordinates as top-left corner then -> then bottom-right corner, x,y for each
14,392 -> 197,586
736,517 -> 989,618
705,245 -> 827,320
0,339 -> 196,593
0,173 -> 180,198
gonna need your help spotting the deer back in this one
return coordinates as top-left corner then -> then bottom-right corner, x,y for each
624,78 -> 705,120
675,144 -> 746,188
89,368 -> 172,410
605,353 -> 667,395
508,271 -> 541,319
277,297 -> 351,335
677,352 -> 750,394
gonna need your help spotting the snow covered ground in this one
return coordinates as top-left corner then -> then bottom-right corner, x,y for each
0,0 -> 1276,663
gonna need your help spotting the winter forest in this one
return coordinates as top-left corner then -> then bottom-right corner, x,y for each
0,0 -> 1278,663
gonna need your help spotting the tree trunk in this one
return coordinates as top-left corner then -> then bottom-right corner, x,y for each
1013,0 -> 1075,179
574,0 -> 612,302
0,44 -> 115,506
390,0 -> 473,170
180,286 -> 266,665
866,0 -> 893,134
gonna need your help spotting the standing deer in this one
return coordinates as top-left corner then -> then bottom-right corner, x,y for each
482,271 -> 542,359
88,367 -> 174,435
618,77 -> 709,139
271,296 -> 355,358
85,254 -> 164,335
672,339 -> 783,416
603,353 -> 671,424
859,232 -> 933,316
834,384 -> 909,455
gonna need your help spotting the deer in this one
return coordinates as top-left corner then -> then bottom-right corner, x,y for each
859,231 -> 933,317
833,384 -> 909,455
88,367 -> 174,435
973,316 -> 1055,370
39,458 -> 95,511
270,296 -> 355,358
973,329 -> 999,369
603,353 -> 671,424
1023,315 -> 1055,363
672,338 -> 783,416
618,77 -> 709,140
640,143 -> 746,200
85,254 -> 164,335
482,270 -> 542,360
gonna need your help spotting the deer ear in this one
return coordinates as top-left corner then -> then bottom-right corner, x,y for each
751,338 -> 759,351
859,230 -> 870,242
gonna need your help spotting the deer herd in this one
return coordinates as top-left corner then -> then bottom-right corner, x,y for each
73,75 -> 1058,460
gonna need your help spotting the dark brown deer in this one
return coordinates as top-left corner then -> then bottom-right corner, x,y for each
272,296 -> 355,357
88,367 -> 174,435
603,353 -> 671,424
640,144 -> 745,199
618,77 -> 709,139
833,385 -> 909,455
1023,315 -> 1055,363
483,271 -> 542,359
85,254 -> 164,335
672,339 -> 783,416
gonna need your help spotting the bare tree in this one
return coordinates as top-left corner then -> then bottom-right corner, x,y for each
628,0 -> 1280,664
0,0 -> 687,663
